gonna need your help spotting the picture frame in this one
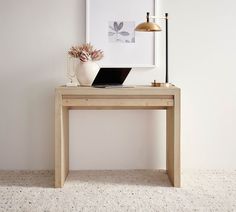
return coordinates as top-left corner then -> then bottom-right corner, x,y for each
86,0 -> 157,68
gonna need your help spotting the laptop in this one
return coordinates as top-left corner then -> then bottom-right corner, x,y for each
92,67 -> 132,88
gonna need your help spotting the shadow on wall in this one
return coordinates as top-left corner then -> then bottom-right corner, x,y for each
146,111 -> 166,169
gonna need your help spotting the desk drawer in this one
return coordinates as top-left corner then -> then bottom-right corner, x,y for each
62,98 -> 174,109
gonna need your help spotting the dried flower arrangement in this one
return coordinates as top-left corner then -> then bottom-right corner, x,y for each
68,43 -> 104,62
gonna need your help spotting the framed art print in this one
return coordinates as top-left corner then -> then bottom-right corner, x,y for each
86,0 -> 157,67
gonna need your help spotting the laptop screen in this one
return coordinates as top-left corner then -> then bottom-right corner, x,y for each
92,67 -> 131,87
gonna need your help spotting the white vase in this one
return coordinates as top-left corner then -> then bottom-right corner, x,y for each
75,60 -> 100,86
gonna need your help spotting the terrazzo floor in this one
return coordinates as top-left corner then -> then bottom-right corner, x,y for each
0,170 -> 236,211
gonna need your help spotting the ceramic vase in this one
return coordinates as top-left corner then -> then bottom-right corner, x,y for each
75,60 -> 100,86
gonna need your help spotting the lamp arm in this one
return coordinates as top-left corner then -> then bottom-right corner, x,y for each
150,13 -> 168,20
149,16 -> 167,20
146,12 -> 168,21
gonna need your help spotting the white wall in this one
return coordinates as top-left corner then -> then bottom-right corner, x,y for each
0,0 -> 84,169
0,0 -> 236,170
165,0 -> 236,169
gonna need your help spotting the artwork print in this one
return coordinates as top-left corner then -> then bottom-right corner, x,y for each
87,0 -> 156,66
108,21 -> 135,43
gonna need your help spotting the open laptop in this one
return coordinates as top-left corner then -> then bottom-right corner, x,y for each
92,67 -> 132,88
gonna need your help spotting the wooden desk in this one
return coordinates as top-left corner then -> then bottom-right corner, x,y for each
55,86 -> 181,188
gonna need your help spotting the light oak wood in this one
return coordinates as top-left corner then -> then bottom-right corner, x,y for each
56,85 -> 179,96
55,92 -> 69,188
55,85 -> 181,188
166,90 -> 181,187
62,98 -> 174,107
63,95 -> 174,99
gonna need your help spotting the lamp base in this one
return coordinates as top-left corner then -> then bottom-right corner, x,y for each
151,81 -> 172,87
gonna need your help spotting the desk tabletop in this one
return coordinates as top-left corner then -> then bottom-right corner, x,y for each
56,85 -> 180,96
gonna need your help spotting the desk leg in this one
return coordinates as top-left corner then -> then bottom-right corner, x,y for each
166,92 -> 180,187
55,93 -> 69,188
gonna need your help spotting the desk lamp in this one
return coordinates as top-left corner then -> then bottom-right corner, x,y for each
135,12 -> 170,87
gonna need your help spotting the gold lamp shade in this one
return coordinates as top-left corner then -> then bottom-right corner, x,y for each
135,22 -> 162,32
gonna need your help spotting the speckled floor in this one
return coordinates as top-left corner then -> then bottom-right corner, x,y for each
0,170 -> 236,211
